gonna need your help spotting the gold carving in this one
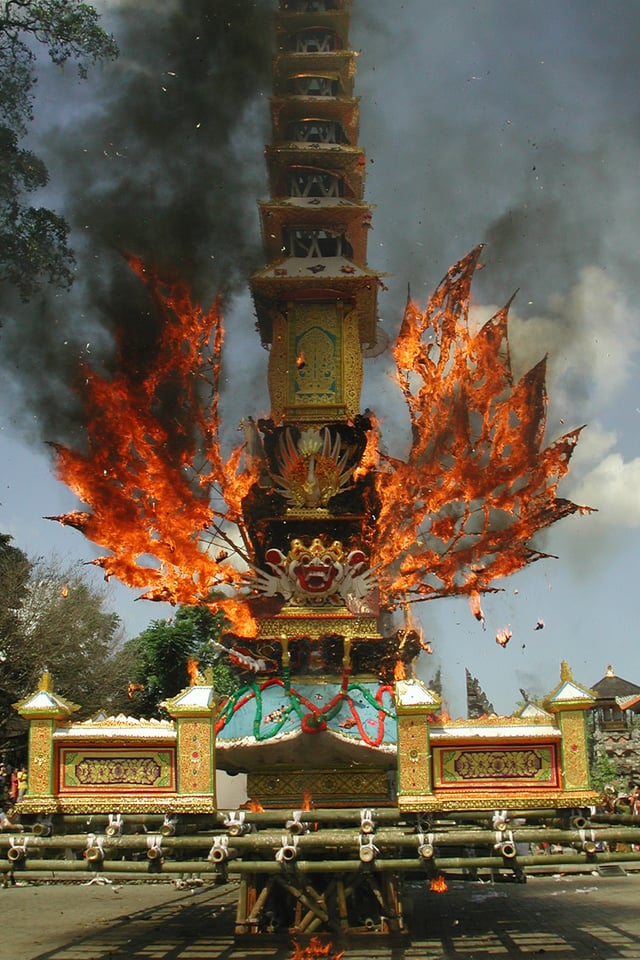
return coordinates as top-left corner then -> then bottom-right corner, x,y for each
342,304 -> 363,418
398,791 -> 599,813
15,796 -> 217,815
268,301 -> 363,423
258,611 -> 380,641
289,302 -> 341,408
559,710 -> 590,791
60,749 -> 174,793
397,717 -> 432,797
28,720 -> 53,796
178,720 -> 214,797
248,768 -> 390,805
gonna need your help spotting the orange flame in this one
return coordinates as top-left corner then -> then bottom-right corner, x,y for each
394,660 -> 407,681
353,410 -> 380,480
290,938 -> 344,960
369,245 -> 590,610
48,261 -> 258,637
61,585 -> 69,598
48,249 -> 588,639
430,874 -> 448,893
301,790 -> 313,812
187,657 -> 199,685
245,797 -> 264,813
127,682 -> 144,699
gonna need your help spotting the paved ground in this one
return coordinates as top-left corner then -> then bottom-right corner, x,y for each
3,872 -> 640,960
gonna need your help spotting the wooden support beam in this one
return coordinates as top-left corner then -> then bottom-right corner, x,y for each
246,876 -> 275,929
235,875 -> 249,935
277,874 -> 330,925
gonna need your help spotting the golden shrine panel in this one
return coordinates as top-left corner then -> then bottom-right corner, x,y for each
268,301 -> 363,421
289,301 -> 342,407
28,720 -> 54,796
248,768 -> 390,807
432,743 -> 559,791
397,718 -> 432,797
178,720 -> 214,796
59,748 -> 175,794
559,710 -> 590,791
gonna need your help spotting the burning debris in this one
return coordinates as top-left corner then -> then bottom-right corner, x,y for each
495,627 -> 513,648
370,246 -> 590,608
290,938 -> 344,960
430,875 -> 448,893
48,260 -> 258,637
49,245 -> 589,642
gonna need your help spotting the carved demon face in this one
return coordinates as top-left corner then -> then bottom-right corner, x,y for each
261,538 -> 371,606
289,540 -> 343,596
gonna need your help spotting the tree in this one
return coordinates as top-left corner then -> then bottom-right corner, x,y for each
0,539 -> 125,756
0,0 -> 117,299
118,605 -> 239,718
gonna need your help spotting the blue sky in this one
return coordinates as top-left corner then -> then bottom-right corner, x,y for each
1,0 -> 639,717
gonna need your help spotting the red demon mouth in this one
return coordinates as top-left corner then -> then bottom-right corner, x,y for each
294,559 -> 339,594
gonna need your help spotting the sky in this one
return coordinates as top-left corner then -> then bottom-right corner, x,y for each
1,0 -> 639,717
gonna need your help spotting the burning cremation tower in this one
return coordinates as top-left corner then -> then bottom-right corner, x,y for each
222,0 -> 400,805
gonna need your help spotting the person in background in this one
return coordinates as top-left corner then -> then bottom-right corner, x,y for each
8,769 -> 18,805
16,766 -> 27,801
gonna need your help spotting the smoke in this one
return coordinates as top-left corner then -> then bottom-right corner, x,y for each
352,0 -> 640,544
1,0 -> 274,444
2,0 -> 639,528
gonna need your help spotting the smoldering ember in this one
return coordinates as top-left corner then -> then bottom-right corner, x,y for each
6,0 -> 640,946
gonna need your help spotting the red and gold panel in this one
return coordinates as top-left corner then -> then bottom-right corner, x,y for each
397,717 -> 432,796
558,710 -> 590,791
28,719 -> 54,796
433,743 -> 559,791
177,720 -> 214,796
59,748 -> 175,794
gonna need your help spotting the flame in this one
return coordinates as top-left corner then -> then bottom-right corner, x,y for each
301,790 -> 313,812
48,261 -> 258,636
394,660 -> 407,681
495,626 -> 512,648
48,249 -> 588,641
469,591 -> 484,625
187,657 -> 199,685
368,245 -> 590,610
290,938 -> 344,960
245,797 -> 264,813
353,411 -> 380,480
430,874 -> 448,893
127,682 -> 144,699
61,585 -> 69,598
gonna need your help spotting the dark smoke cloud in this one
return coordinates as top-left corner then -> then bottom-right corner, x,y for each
3,0 -> 640,456
1,0 -> 273,444
352,0 -> 640,329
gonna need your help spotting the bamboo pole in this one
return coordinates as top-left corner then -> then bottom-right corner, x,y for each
3,848 -> 640,882
227,850 -> 640,874
2,824 -> 640,854
235,875 -> 249,935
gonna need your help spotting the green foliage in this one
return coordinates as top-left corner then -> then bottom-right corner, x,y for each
0,535 -> 125,756
119,605 -> 239,717
589,749 -> 621,794
0,0 -> 117,298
